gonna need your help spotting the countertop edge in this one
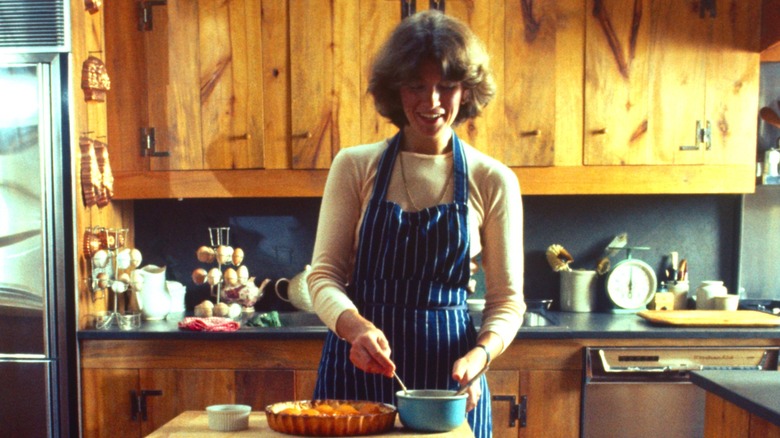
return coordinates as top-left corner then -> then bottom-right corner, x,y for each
690,371 -> 780,427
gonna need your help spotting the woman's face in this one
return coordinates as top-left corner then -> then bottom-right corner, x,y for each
400,59 -> 464,149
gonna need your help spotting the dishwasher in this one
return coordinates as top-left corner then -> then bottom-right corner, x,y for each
581,346 -> 779,438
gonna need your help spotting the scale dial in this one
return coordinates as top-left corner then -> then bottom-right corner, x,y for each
605,258 -> 657,310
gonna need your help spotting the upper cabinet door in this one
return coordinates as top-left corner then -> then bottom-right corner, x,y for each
142,0 -> 265,171
450,0 -> 582,167
585,0 -> 760,166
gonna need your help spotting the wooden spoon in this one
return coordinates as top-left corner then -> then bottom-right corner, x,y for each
759,106 -> 780,129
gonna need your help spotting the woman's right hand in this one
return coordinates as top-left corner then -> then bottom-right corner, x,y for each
336,309 -> 395,377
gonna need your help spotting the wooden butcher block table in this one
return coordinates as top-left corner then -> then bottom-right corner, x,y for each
145,411 -> 474,437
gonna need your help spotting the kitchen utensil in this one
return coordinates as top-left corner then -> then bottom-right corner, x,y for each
455,364 -> 489,395
275,265 -> 314,311
596,232 -> 628,275
393,371 -> 409,394
605,247 -> 657,312
560,269 -> 598,312
759,106 -> 780,128
395,389 -> 467,432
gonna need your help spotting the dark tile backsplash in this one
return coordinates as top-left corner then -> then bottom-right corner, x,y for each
134,194 -> 746,312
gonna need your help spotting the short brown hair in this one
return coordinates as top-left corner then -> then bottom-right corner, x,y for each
368,10 -> 496,129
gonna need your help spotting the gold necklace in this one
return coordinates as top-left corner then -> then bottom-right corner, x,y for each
399,152 -> 451,211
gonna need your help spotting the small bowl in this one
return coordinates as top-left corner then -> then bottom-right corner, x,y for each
396,389 -> 467,432
93,311 -> 113,330
118,312 -> 141,330
206,404 -> 251,432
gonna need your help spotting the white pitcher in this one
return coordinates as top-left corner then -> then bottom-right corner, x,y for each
166,280 -> 187,312
275,265 -> 313,312
135,264 -> 171,320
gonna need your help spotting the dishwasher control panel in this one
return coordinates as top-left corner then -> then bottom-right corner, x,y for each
586,347 -> 779,380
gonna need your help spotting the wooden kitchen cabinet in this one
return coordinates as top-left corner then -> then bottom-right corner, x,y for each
104,0 -> 761,197
80,367 -> 298,438
584,0 -> 760,167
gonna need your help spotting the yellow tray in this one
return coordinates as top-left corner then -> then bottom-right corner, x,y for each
637,310 -> 780,327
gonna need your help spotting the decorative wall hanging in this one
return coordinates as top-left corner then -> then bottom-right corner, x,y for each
80,56 -> 111,102
79,137 -> 115,208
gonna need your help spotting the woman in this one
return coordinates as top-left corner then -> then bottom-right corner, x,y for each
308,10 -> 525,437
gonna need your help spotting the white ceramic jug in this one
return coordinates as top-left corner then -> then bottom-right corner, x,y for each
695,280 -> 727,310
166,280 -> 187,312
275,265 -> 313,312
136,264 -> 171,320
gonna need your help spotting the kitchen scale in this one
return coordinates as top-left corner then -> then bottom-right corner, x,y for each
604,246 -> 657,313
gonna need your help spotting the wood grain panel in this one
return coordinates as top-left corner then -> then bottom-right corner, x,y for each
148,0 -> 202,171
104,0 -> 147,173
520,370 -> 580,438
141,369 -> 235,435
447,0 -> 496,154
358,0 -> 399,144
111,162 -> 755,199
235,370 -> 295,408
260,0 -> 290,169
332,0 -> 362,154
703,392 -> 751,438
486,370 -> 519,438
295,369 -> 319,400
704,0 -> 760,166
290,1 -> 334,169
585,0 -> 652,165
81,368 -> 139,438
80,339 -> 326,369
503,0 -> 557,166
749,415 -> 780,438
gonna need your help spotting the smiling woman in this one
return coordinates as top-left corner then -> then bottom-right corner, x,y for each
307,10 -> 525,438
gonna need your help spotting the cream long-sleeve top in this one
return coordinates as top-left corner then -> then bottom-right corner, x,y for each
308,136 -> 526,352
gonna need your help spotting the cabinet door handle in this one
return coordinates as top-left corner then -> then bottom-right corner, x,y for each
292,131 -> 312,139
131,389 -> 164,421
521,129 -> 542,137
592,128 -> 608,135
492,394 -> 527,428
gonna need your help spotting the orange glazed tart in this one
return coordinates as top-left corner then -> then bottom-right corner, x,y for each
265,399 -> 396,436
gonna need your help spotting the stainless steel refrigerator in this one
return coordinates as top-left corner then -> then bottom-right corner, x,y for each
0,16 -> 77,438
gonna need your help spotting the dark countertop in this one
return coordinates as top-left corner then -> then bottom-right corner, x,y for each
78,310 -> 780,341
690,370 -> 780,427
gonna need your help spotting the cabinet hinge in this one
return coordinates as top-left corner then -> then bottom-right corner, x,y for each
697,119 -> 712,151
429,0 -> 445,12
140,127 -> 170,158
401,0 -> 416,19
492,394 -> 527,428
138,1 -> 168,31
130,389 -> 163,421
699,0 -> 716,18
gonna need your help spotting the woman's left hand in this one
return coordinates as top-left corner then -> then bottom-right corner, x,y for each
451,347 -> 489,412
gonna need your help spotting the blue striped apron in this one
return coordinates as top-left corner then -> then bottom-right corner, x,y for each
314,132 -> 492,437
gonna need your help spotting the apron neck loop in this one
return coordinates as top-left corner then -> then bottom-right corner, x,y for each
371,131 -> 469,205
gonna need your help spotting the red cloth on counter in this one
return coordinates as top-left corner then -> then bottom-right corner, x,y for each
178,317 -> 240,332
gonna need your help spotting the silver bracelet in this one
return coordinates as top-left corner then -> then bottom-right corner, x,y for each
476,344 -> 490,365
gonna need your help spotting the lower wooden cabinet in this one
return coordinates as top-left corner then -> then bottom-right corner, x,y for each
80,338 -> 584,437
80,368 -> 299,437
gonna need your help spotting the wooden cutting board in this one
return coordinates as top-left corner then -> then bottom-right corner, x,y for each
638,310 -> 780,327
